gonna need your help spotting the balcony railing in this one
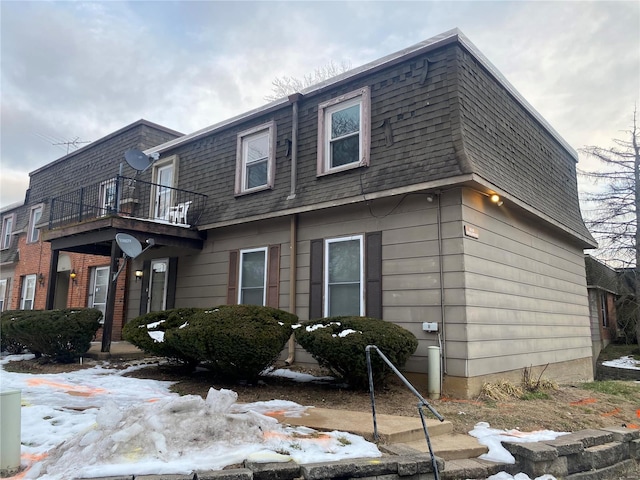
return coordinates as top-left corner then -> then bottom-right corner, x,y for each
49,176 -> 208,230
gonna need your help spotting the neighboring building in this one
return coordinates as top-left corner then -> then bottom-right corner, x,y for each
27,29 -> 596,397
584,255 -> 619,369
1,120 -> 182,344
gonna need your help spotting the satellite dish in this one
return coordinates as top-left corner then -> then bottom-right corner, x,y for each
115,233 -> 143,259
124,148 -> 152,172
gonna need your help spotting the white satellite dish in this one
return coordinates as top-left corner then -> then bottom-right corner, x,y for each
115,233 -> 143,259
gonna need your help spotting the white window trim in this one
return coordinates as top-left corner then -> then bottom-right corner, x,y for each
235,122 -> 277,196
21,274 -> 36,310
317,86 -> 371,176
238,247 -> 268,305
1,214 -> 15,250
0,278 -> 7,311
324,235 -> 364,317
151,155 -> 178,221
28,205 -> 43,243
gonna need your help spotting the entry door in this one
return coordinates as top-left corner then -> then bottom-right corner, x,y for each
89,266 -> 109,321
20,274 -> 36,310
148,258 -> 168,312
153,165 -> 174,221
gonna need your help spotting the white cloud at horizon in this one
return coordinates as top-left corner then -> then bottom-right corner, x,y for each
1,1 -> 638,208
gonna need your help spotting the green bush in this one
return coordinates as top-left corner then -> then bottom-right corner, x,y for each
3,309 -> 102,362
167,305 -> 296,381
122,308 -> 203,366
0,310 -> 31,353
294,316 -> 418,388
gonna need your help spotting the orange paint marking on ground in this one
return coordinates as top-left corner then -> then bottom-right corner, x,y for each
569,398 -> 597,406
626,423 -> 639,429
636,409 -> 640,418
26,378 -> 106,396
146,398 -> 160,403
262,410 -> 288,417
5,453 -> 50,480
600,408 -> 621,417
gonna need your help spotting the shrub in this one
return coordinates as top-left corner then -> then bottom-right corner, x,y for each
294,316 -> 418,388
122,308 -> 203,367
0,310 -> 31,354
167,305 -> 296,381
3,309 -> 102,362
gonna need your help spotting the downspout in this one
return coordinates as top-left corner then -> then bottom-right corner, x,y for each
285,214 -> 298,365
285,92 -> 301,365
436,191 -> 447,375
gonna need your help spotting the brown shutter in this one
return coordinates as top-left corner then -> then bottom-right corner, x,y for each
166,257 -> 178,309
227,250 -> 239,305
267,245 -> 280,307
366,231 -> 382,319
309,239 -> 324,319
139,260 -> 151,315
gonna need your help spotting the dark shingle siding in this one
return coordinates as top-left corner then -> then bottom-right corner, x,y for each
454,47 -> 592,243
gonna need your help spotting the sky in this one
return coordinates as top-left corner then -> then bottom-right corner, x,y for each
8,352 -> 630,479
1,1 -> 639,209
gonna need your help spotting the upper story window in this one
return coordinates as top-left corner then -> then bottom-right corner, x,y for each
28,206 -> 43,243
317,86 -> 371,176
1,214 -> 14,249
235,122 -> 276,195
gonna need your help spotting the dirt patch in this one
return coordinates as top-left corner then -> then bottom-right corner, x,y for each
6,357 -> 638,436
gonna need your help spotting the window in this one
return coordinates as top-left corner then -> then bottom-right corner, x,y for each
151,157 -> 177,221
0,279 -> 7,311
325,236 -> 364,317
20,274 -> 36,310
148,258 -> 169,312
317,87 -> 370,175
88,266 -> 110,322
600,292 -> 609,328
99,178 -> 117,216
1,214 -> 14,249
28,206 -> 43,243
238,247 -> 268,305
235,122 -> 276,195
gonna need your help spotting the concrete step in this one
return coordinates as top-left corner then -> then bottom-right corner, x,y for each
400,433 -> 489,460
271,407 -> 453,443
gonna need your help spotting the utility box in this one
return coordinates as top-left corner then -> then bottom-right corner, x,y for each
0,389 -> 21,476
422,322 -> 438,332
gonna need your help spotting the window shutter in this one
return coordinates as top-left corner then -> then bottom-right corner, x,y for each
166,257 -> 178,309
366,231 -> 382,319
267,245 -> 280,307
139,260 -> 151,315
309,239 -> 324,319
227,250 -> 239,305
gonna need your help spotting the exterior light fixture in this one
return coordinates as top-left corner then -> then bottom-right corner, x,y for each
70,269 -> 77,284
38,273 -> 45,286
490,194 -> 504,207
135,270 -> 144,282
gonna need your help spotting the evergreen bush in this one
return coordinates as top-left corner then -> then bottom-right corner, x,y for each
294,316 -> 418,388
3,309 -> 102,362
0,310 -> 31,353
167,305 -> 296,381
122,308 -> 203,366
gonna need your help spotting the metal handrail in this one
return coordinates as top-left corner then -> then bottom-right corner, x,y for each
366,344 -> 444,479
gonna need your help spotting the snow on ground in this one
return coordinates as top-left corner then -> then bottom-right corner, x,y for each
0,355 -> 379,479
2,354 -> 636,480
602,355 -> 640,370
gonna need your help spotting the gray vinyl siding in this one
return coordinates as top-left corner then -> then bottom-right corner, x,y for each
458,189 -> 592,378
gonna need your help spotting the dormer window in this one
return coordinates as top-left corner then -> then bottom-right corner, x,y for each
1,214 -> 14,249
235,122 -> 276,195
317,87 -> 371,176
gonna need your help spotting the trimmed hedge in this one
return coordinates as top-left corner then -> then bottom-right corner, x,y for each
294,316 -> 418,388
1,309 -> 102,362
167,305 -> 296,381
122,308 -> 203,366
0,310 -> 31,353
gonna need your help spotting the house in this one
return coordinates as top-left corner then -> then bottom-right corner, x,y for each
0,120 -> 182,346
27,29 -> 597,397
584,255 -> 619,369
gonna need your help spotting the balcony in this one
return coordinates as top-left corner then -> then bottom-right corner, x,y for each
48,176 -> 208,231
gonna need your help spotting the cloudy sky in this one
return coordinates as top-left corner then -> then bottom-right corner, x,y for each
1,1 -> 638,208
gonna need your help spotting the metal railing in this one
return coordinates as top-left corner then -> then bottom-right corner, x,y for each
366,344 -> 444,479
49,176 -> 208,230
